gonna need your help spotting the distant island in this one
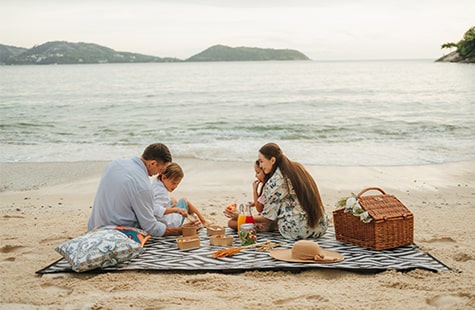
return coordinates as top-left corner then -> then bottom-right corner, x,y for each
186,44 -> 309,61
0,41 -> 310,65
0,41 -> 180,65
436,26 -> 474,63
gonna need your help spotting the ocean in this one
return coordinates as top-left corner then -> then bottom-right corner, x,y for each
1,60 -> 474,166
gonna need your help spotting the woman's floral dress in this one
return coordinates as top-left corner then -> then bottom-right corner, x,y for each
261,168 -> 328,240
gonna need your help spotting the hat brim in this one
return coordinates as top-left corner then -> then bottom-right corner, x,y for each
269,248 -> 344,263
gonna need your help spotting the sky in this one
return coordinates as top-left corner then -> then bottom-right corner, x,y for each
1,0 -> 474,60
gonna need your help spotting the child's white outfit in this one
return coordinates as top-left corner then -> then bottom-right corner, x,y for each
151,178 -> 188,227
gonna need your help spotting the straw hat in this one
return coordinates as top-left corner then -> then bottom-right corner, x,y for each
270,240 -> 344,263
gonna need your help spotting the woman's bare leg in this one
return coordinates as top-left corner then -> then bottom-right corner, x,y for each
253,216 -> 276,232
228,215 -> 275,232
227,219 -> 238,229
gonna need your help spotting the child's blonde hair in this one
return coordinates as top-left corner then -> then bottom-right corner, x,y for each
159,162 -> 184,181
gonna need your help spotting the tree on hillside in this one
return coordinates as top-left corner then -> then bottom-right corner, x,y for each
441,26 -> 475,58
457,26 -> 475,58
441,42 -> 457,49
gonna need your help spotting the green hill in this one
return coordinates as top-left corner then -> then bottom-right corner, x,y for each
186,44 -> 310,62
1,41 -> 310,65
0,44 -> 27,63
0,41 -> 181,65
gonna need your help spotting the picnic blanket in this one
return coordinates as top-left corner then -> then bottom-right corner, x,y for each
36,227 -> 450,274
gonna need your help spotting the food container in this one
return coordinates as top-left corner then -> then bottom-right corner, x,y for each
206,225 -> 226,236
239,223 -> 257,246
176,236 -> 200,250
182,223 -> 199,236
209,235 -> 233,246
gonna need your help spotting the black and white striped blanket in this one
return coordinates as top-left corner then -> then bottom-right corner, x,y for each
36,227 -> 450,274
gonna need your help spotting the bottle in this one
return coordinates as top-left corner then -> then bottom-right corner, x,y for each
245,204 -> 254,224
236,204 -> 246,234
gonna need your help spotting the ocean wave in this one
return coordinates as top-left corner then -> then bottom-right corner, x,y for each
1,60 -> 474,165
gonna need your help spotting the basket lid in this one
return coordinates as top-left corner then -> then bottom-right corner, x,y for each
357,188 -> 413,221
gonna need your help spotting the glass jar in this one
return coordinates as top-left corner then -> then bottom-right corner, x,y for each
239,223 -> 257,245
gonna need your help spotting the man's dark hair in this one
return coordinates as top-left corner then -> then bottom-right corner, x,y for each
142,143 -> 172,163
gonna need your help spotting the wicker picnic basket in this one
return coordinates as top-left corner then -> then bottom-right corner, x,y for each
333,187 -> 414,250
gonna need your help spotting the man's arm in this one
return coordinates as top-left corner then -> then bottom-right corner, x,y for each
132,189 -> 167,237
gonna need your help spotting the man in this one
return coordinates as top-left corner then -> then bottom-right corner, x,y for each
87,143 -> 182,236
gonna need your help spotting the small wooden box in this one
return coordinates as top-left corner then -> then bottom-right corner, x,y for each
206,225 -> 225,236
182,223 -> 199,236
333,187 -> 414,250
176,236 -> 200,250
209,235 -> 233,246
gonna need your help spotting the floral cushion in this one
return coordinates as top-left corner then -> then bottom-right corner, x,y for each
55,229 -> 144,272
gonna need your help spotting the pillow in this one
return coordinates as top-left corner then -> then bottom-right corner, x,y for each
55,229 -> 144,272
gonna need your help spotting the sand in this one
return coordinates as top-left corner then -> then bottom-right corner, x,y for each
0,158 -> 474,309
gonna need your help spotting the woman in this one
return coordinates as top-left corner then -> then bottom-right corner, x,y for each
255,142 -> 328,239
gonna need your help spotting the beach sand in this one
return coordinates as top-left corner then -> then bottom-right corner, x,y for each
1,159 -> 474,309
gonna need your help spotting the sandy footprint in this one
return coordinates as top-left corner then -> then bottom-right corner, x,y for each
40,281 -> 73,297
426,294 -> 471,308
423,237 -> 456,245
453,251 -> 474,262
3,257 -> 16,262
0,244 -> 36,263
274,294 -> 328,305
2,214 -> 25,219
39,236 -> 73,245
184,274 -> 234,291
0,244 -> 24,253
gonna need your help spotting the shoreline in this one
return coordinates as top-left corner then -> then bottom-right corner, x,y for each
1,158 -> 474,308
1,158 -> 474,192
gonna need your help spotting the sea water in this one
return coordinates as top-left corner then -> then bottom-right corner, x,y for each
1,60 -> 474,166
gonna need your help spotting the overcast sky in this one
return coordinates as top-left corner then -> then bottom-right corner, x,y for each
2,0 -> 474,60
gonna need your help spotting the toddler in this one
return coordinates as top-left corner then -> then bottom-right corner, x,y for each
152,162 -> 207,227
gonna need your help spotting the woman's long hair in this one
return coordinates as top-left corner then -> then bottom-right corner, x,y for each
259,143 -> 324,227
